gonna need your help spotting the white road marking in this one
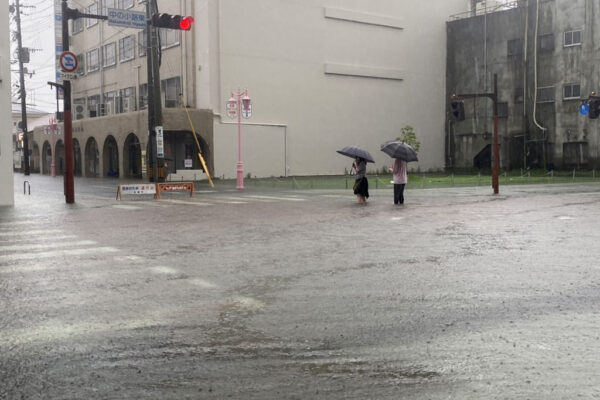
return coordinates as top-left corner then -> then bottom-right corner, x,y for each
247,195 -> 305,202
161,199 -> 212,206
188,278 -> 218,288
150,266 -> 179,274
0,234 -> 78,244
113,204 -> 142,210
0,247 -> 119,262
0,240 -> 97,252
0,229 -> 65,237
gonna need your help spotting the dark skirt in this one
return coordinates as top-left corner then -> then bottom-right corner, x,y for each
353,177 -> 369,198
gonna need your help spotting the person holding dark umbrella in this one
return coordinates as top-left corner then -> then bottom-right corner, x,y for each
389,158 -> 407,204
352,156 -> 369,203
380,141 -> 418,205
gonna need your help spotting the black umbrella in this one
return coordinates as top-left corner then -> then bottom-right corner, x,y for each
336,146 -> 375,163
380,141 -> 418,162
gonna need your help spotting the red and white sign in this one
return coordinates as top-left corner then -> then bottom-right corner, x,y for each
59,51 -> 78,73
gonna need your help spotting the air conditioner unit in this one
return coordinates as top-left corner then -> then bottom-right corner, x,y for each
75,105 -> 85,120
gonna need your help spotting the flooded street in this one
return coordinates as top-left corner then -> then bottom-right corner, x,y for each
2,174 -> 600,399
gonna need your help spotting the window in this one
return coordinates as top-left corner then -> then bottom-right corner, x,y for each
86,48 -> 100,72
564,30 -> 582,47
507,38 -> 523,56
139,83 -> 148,109
102,0 -> 115,15
119,35 -> 135,62
514,87 -> 524,104
159,28 -> 180,49
120,87 -> 136,112
87,94 -> 101,118
497,102 -> 508,118
138,30 -> 147,57
118,0 -> 133,9
538,33 -> 554,52
72,18 -> 83,35
104,91 -> 118,115
102,43 -> 116,67
536,86 -> 555,103
161,77 -> 181,108
563,83 -> 581,100
85,2 -> 98,28
76,54 -> 85,76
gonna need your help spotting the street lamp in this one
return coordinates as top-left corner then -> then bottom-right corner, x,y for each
227,89 -> 252,189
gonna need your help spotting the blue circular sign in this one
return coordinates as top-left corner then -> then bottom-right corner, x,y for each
580,103 -> 590,116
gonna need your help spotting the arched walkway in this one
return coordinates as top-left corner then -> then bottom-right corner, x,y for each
73,139 -> 82,176
55,140 -> 65,175
30,141 -> 40,173
85,137 -> 99,177
123,133 -> 142,179
41,140 -> 51,175
103,135 -> 119,177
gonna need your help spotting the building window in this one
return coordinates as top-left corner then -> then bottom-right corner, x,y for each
102,42 -> 116,67
497,102 -> 508,118
507,38 -> 523,56
104,91 -> 118,115
102,0 -> 115,15
119,35 -> 135,62
514,87 -> 524,104
159,28 -> 180,49
85,2 -> 99,28
538,33 -> 554,52
72,18 -> 83,35
536,86 -> 555,103
563,83 -> 581,100
564,30 -> 582,47
76,54 -> 85,76
86,48 -> 100,73
139,83 -> 148,109
87,94 -> 101,118
120,87 -> 136,112
138,30 -> 146,57
118,0 -> 133,9
161,77 -> 181,108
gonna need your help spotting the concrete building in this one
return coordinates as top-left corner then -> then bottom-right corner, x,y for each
1,4 -> 14,206
36,0 -> 468,182
447,0 -> 600,170
12,103 -> 52,172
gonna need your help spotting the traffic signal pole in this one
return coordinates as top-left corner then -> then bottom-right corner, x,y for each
453,74 -> 500,194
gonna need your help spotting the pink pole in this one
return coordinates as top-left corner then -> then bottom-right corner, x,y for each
236,89 -> 244,189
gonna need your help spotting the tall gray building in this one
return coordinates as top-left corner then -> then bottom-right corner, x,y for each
447,0 -> 598,171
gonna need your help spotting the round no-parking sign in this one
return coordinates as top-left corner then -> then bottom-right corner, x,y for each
59,51 -> 78,73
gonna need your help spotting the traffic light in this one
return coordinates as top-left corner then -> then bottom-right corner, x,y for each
451,99 -> 465,121
151,13 -> 194,30
589,96 -> 600,119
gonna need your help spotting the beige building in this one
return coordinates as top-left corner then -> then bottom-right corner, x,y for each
1,3 -> 14,205
33,0 -> 468,181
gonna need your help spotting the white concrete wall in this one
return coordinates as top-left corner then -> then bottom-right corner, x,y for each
200,0 -> 467,178
0,2 -> 13,206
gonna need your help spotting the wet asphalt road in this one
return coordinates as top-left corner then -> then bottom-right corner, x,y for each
3,174 -> 600,399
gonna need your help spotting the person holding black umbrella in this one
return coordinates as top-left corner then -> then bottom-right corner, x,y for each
389,158 -> 407,204
352,156 -> 369,203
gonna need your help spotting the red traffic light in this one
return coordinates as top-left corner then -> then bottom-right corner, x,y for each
179,16 -> 194,31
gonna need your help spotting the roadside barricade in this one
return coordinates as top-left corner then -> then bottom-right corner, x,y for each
116,183 -> 158,200
156,182 -> 194,199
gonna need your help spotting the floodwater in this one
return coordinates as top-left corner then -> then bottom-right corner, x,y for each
2,174 -> 600,398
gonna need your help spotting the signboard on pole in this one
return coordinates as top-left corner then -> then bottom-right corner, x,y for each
59,51 -> 78,72
155,126 -> 164,158
107,8 -> 146,29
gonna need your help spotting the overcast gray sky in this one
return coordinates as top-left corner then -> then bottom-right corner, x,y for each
11,0 -> 58,113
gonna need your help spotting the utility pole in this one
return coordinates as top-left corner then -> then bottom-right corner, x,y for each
14,0 -> 30,175
146,0 -> 160,182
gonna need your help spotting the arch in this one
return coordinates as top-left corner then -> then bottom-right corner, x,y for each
73,139 -> 82,176
103,135 -> 119,177
55,140 -> 65,175
85,137 -> 99,177
41,140 -> 51,175
30,141 -> 40,173
123,133 -> 142,179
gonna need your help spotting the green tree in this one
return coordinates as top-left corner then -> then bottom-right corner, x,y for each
396,125 -> 420,152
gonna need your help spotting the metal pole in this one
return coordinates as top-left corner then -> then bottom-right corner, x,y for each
236,90 -> 244,189
146,2 -> 158,182
15,0 -> 30,175
62,0 -> 74,203
492,74 -> 499,195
